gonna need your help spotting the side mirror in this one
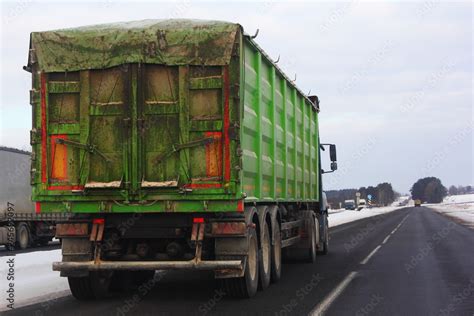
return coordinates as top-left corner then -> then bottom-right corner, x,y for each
329,144 -> 337,162
321,142 -> 338,174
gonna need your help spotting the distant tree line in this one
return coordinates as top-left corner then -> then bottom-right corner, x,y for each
410,177 -> 447,203
326,182 -> 398,208
448,185 -> 472,196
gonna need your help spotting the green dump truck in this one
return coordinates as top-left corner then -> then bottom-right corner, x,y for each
25,19 -> 337,299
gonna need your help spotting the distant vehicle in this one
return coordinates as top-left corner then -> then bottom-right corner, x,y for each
414,199 -> 422,207
345,200 -> 356,210
357,199 -> 366,211
398,199 -> 408,206
0,147 -> 68,250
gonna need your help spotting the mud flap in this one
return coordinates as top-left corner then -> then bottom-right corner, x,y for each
214,236 -> 248,278
60,238 -> 92,277
60,220 -> 105,277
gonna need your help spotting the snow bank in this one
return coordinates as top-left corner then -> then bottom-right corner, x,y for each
0,249 -> 69,311
328,196 -> 409,227
439,193 -> 474,205
329,206 -> 405,227
426,194 -> 474,229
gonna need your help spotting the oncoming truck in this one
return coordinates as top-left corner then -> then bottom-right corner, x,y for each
25,19 -> 338,299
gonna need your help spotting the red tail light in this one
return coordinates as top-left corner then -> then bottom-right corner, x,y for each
93,218 -> 105,225
237,200 -> 244,212
35,202 -> 41,214
193,217 -> 205,223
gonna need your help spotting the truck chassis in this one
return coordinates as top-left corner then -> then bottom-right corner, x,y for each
54,203 -> 329,298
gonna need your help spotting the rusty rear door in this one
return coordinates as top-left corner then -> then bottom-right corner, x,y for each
43,66 -> 130,195
85,66 -> 130,190
138,64 -> 230,196
43,63 -> 233,200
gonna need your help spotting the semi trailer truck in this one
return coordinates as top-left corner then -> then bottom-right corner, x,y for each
0,147 -> 67,249
25,19 -> 338,299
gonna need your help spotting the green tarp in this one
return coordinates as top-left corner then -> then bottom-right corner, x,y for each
29,19 -> 241,72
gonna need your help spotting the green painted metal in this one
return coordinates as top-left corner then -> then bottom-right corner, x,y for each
29,20 -> 320,214
241,40 -> 319,202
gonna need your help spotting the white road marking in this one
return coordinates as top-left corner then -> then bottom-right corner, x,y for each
390,214 -> 410,235
309,271 -> 358,316
310,212 -> 411,315
400,214 -> 410,224
360,245 -> 382,265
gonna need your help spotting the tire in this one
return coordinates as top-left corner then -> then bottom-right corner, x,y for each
258,221 -> 271,290
222,227 -> 259,298
68,272 -> 112,300
68,276 -> 95,300
270,222 -> 282,283
307,218 -> 317,263
318,215 -> 329,255
15,223 -> 29,250
318,228 -> 329,255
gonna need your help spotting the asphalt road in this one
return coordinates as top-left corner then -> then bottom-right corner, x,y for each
6,207 -> 474,316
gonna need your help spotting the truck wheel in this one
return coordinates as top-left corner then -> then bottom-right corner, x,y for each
318,226 -> 329,255
318,215 -> 329,255
68,272 -> 112,300
307,217 -> 317,263
223,227 -> 259,298
15,223 -> 30,250
270,222 -> 282,283
258,221 -> 271,290
68,276 -> 95,300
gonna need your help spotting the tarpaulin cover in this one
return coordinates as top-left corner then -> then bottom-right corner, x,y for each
28,19 -> 241,72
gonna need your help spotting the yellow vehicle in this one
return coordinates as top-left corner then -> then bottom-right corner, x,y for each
414,199 -> 422,207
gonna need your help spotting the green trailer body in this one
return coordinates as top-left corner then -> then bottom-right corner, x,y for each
26,20 -> 335,299
28,19 -> 320,214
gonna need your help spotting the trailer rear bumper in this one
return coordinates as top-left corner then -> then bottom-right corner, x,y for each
53,259 -> 243,272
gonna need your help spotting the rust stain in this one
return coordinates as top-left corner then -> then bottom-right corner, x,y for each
50,135 -> 68,181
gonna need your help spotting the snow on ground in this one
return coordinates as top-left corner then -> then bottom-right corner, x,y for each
0,249 -> 69,312
426,194 -> 474,229
328,196 -> 409,227
329,206 -> 404,227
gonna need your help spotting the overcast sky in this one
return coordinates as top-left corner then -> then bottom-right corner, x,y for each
0,0 -> 472,193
